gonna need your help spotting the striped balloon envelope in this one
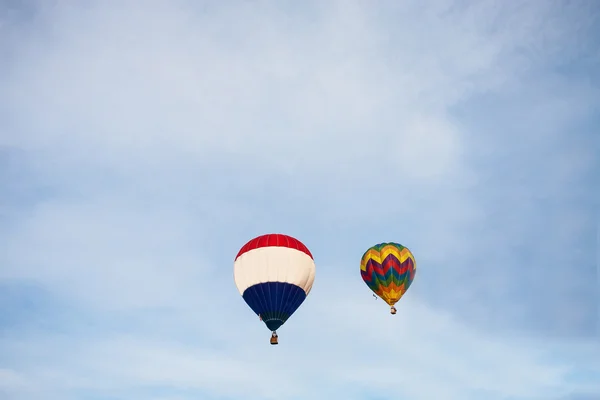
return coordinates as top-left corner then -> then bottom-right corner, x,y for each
360,242 -> 416,314
234,233 -> 316,345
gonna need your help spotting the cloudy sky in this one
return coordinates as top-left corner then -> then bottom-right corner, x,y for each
1,0 -> 599,399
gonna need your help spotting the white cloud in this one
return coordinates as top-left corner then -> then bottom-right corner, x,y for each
3,290 -> 593,400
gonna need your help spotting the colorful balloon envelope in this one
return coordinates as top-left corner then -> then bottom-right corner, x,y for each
234,234 -> 316,345
360,242 -> 416,314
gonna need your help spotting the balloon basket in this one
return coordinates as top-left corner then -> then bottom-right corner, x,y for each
390,306 -> 397,315
270,332 -> 278,345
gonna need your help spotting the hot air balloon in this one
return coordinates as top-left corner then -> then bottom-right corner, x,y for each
360,242 -> 416,315
233,233 -> 316,345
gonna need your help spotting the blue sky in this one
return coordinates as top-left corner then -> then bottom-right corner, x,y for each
0,0 -> 599,399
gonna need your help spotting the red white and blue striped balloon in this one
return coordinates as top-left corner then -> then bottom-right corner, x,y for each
234,234 -> 316,333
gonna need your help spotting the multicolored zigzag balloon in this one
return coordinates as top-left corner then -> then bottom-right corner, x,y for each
360,242 -> 416,314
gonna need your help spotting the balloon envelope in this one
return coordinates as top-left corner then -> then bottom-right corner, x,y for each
234,234 -> 316,332
360,242 -> 416,306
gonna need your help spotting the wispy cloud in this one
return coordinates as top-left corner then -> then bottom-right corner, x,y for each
1,0 -> 599,399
